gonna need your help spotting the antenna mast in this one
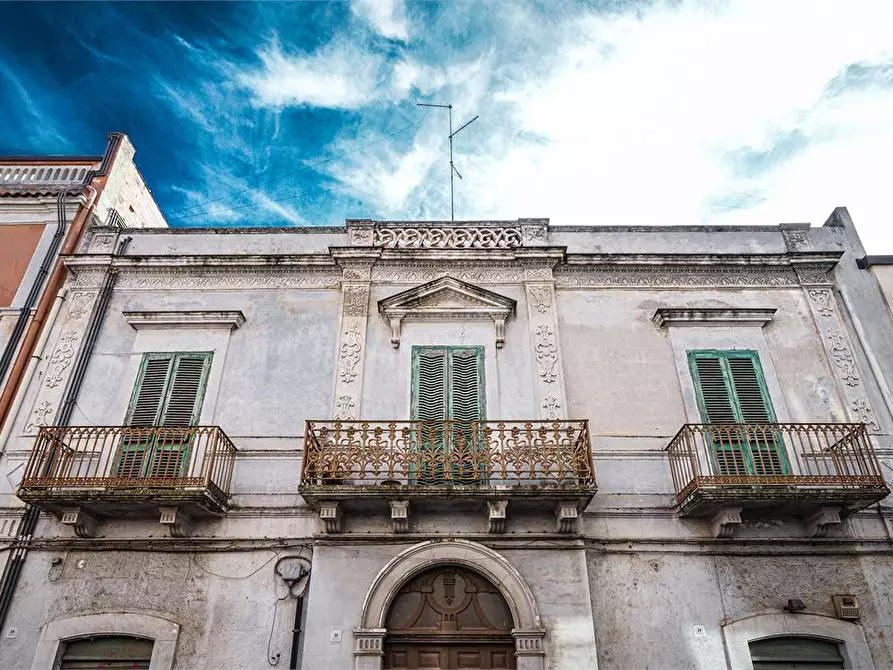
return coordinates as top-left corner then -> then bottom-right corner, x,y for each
417,102 -> 478,221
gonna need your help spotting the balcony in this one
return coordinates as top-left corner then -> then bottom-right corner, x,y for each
299,420 -> 596,533
666,423 -> 889,537
18,426 -> 236,536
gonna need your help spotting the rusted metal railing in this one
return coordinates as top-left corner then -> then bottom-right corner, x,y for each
666,423 -> 887,505
300,420 -> 595,486
20,426 -> 237,501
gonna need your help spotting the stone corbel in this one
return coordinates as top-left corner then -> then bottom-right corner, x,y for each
319,501 -> 342,533
61,507 -> 99,538
159,507 -> 192,538
555,502 -> 578,533
488,500 -> 508,533
805,506 -> 842,538
388,316 -> 403,349
390,500 -> 410,533
710,506 -> 742,538
513,629 -> 546,667
492,316 -> 506,349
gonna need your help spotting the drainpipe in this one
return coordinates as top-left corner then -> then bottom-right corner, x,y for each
0,289 -> 68,451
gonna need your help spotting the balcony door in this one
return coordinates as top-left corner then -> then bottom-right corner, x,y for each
688,350 -> 788,476
117,352 -> 211,479
411,346 -> 485,484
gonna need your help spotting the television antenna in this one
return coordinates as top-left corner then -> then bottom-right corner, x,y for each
417,102 -> 478,221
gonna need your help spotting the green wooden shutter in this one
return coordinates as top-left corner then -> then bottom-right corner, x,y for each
448,348 -> 485,421
411,346 -> 485,484
688,350 -> 784,476
120,352 -> 211,478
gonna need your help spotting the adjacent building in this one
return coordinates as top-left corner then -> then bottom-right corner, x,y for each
0,139 -> 890,669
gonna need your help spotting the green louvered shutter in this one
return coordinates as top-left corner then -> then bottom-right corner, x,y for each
449,348 -> 485,483
120,353 -> 211,478
727,355 -> 784,475
689,351 -> 785,476
412,347 -> 485,483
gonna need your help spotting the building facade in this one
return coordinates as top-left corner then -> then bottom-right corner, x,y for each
0,174 -> 890,669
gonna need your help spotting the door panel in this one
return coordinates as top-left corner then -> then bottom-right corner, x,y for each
384,644 -> 515,669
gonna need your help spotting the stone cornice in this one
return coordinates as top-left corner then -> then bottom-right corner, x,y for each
63,253 -> 339,270
652,308 -> 777,328
123,310 -> 246,330
563,251 -> 843,267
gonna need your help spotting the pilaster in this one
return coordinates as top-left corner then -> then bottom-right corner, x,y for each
519,251 -> 568,420
330,250 -> 380,421
795,262 -> 881,431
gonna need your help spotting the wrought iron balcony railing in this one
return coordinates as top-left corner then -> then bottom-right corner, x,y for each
19,426 -> 237,514
299,420 -> 595,488
666,423 -> 888,510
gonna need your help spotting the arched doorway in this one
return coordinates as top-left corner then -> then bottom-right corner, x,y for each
383,566 -> 516,669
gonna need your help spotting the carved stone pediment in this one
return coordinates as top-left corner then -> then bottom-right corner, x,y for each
378,276 -> 516,348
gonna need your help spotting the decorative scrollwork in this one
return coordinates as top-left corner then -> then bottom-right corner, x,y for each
373,226 -> 522,249
827,332 -> 860,387
534,325 -> 558,383
808,289 -> 834,317
528,286 -> 551,314
338,324 -> 363,384
45,331 -> 79,388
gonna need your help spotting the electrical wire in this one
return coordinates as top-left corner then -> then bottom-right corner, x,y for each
166,118 -> 426,217
190,550 -> 279,579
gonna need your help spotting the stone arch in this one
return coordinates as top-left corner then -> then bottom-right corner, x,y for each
722,612 -> 874,670
354,539 -> 545,670
30,611 -> 180,670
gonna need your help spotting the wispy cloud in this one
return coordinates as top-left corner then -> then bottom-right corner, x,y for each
238,38 -> 384,110
351,0 -> 409,41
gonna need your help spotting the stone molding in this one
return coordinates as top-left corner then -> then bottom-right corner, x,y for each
30,611 -> 180,670
722,613 -> 874,670
123,310 -> 245,330
331,255 -> 374,420
346,219 -> 549,249
652,308 -> 777,328
523,271 -> 568,421
356,540 -> 545,670
378,276 -> 517,349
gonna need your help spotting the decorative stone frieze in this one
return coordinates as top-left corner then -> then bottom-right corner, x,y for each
371,265 -> 523,285
556,266 -> 799,288
375,226 -> 522,249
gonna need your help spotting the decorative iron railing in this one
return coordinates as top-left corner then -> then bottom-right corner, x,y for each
300,420 -> 595,486
666,423 -> 887,505
20,426 -> 237,501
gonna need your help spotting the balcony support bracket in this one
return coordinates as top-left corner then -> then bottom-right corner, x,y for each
61,507 -> 99,538
805,506 -> 842,538
555,502 -> 579,533
710,506 -> 742,538
319,500 -> 342,533
159,507 -> 192,538
488,500 -> 508,533
390,500 -> 410,533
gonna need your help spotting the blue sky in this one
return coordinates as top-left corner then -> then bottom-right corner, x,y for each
2,1 -> 892,250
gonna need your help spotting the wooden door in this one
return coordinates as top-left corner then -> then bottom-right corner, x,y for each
385,643 -> 516,669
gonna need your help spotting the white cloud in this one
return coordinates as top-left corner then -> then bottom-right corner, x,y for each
239,40 -> 383,109
351,0 -> 409,41
331,0 -> 893,250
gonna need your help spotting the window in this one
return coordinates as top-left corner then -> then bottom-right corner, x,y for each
688,350 -> 787,476
411,346 -> 485,483
59,635 -> 154,669
749,636 -> 844,669
117,352 -> 212,479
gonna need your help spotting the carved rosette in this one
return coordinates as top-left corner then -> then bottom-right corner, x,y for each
23,286 -> 100,435
523,266 -> 568,421
804,285 -> 881,431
